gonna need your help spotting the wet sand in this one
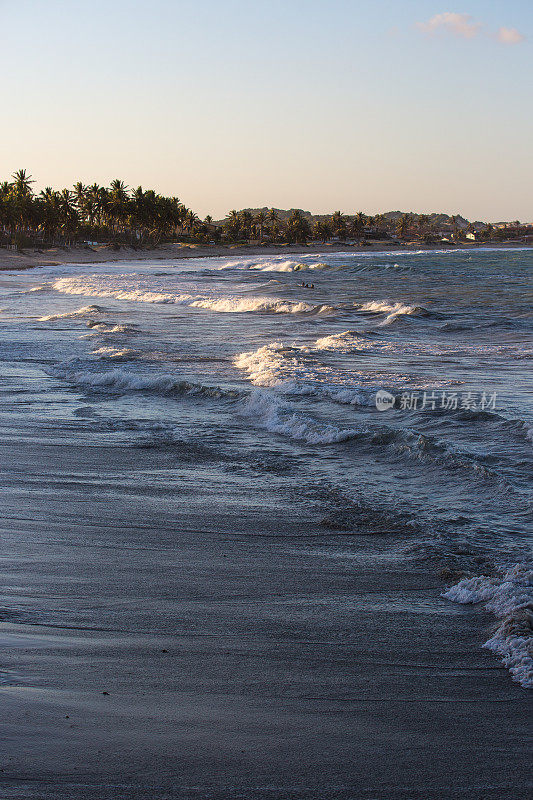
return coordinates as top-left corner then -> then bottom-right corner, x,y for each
1,435 -> 531,799
0,240 -> 514,272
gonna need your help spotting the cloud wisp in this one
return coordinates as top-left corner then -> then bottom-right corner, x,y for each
416,12 -> 481,40
496,27 -> 526,45
416,12 -> 526,46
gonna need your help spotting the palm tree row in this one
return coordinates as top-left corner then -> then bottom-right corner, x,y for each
0,170 -> 206,248
2,170 -> 523,250
221,209 -> 392,244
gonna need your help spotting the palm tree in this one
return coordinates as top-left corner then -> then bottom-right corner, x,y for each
331,210 -> 347,240
107,179 -> 129,239
11,169 -> 34,198
483,223 -> 494,241
82,183 -> 102,229
0,170 -> 205,248
9,170 -> 36,238
58,189 -> 79,245
239,210 -> 253,240
286,210 -> 310,244
224,209 -> 242,242
72,182 -> 88,226
417,214 -> 431,238
314,220 -> 332,243
184,209 -> 199,235
396,213 -> 413,240
265,209 -> 278,241
254,211 -> 266,240
0,181 -> 15,243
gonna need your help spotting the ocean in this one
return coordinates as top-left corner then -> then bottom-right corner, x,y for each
0,247 -> 532,798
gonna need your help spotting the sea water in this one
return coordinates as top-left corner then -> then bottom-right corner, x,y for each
0,247 -> 531,686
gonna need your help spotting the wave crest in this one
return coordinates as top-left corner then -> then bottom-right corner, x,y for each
241,390 -> 359,444
50,366 -> 240,401
191,296 -> 326,314
39,305 -> 103,321
358,300 -> 427,326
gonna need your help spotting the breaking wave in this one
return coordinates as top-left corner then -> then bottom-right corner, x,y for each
313,330 -> 381,353
52,276 -> 193,304
190,296 -> 329,314
357,300 -> 427,326
234,343 -> 304,387
443,564 -> 533,688
51,276 -> 332,314
232,341 -> 447,402
218,259 -> 331,273
313,329 -> 532,359
84,322 -> 135,335
39,304 -> 103,321
91,346 -> 137,360
48,277 -> 435,324
241,390 -> 359,444
50,366 -> 241,401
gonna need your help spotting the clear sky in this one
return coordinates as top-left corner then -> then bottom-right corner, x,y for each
1,0 -> 531,221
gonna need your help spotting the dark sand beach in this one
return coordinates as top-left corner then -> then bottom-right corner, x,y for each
1,435 -> 531,799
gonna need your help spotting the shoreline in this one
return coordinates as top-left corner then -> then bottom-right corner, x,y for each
0,240 -> 530,271
1,246 -> 531,799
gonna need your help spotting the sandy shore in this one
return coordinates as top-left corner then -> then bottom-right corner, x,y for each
0,240 -> 520,271
1,432 -> 531,799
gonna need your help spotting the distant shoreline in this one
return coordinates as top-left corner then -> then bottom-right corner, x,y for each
0,240 -> 531,271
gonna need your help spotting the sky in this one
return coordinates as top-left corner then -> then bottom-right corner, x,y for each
1,0 -> 532,221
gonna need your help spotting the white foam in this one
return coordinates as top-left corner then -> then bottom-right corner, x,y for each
83,321 -> 134,337
88,323 -> 132,334
39,305 -> 102,321
51,276 -> 331,314
191,296 -> 319,314
52,276 -> 193,305
443,564 -> 533,688
241,390 -> 359,444
52,366 -> 237,401
358,300 -> 420,326
313,331 -> 381,353
218,259 -> 330,273
253,260 -> 329,273
234,343 -> 300,387
91,346 -> 136,359
234,342 -> 374,406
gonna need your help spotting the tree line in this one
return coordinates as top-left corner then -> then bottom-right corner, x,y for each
0,170 -> 202,249
221,209 -> 391,244
0,170 -> 528,250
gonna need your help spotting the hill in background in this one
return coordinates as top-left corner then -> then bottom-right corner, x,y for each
214,208 -> 488,230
